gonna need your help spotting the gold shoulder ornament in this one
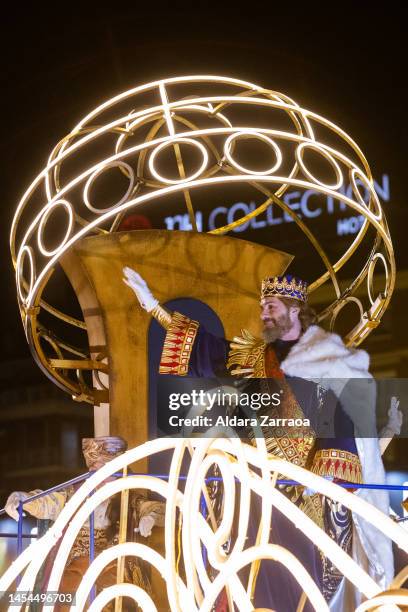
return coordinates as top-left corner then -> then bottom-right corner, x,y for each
227,329 -> 266,378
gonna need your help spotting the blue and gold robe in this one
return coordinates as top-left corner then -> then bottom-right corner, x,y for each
158,311 -> 362,609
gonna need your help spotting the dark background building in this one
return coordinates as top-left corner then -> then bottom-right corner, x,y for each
0,4 -> 407,513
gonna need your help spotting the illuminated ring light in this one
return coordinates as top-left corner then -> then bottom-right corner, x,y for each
84,160 -> 135,214
37,199 -> 74,257
350,168 -> 382,221
148,137 -> 208,184
223,131 -> 283,176
16,245 -> 35,303
367,252 -> 389,305
133,107 -> 232,190
296,141 -> 343,190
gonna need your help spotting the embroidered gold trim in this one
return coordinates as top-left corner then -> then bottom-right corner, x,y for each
311,448 -> 363,484
255,359 -> 316,467
249,417 -> 315,468
159,312 -> 199,376
151,304 -> 172,330
227,329 -> 266,377
229,338 -> 317,467
299,492 -> 324,530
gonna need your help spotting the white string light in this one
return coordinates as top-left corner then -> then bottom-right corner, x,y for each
224,131 -> 283,175
2,437 -> 408,612
148,137 -> 209,184
16,245 -> 35,304
73,542 -> 192,612
83,161 -> 136,214
350,167 -> 383,221
159,81 -> 176,136
296,141 -> 344,190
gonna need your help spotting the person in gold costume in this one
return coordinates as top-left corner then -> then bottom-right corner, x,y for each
5,436 -> 164,610
123,266 -> 402,611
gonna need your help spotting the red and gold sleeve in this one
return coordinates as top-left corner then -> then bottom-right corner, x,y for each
310,448 -> 363,485
157,311 -> 199,376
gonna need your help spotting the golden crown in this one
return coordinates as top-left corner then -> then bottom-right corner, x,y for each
261,275 -> 308,303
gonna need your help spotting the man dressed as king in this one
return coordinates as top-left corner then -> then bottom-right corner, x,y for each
123,266 -> 402,611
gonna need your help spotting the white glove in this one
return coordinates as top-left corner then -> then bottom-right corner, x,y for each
137,514 -> 156,537
385,396 -> 403,435
5,491 -> 28,521
122,267 -> 159,313
379,396 -> 403,455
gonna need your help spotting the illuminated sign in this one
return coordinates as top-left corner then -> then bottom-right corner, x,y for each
164,174 -> 390,237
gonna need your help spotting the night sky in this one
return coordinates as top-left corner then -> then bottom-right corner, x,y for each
1,3 -> 406,379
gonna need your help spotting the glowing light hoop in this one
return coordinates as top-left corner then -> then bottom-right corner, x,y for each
223,131 -> 283,175
86,584 -> 157,612
16,245 -> 35,303
350,167 -> 382,221
37,199 -> 74,257
367,252 -> 389,305
133,106 -> 232,189
148,137 -> 208,184
296,141 -> 343,190
84,160 -> 135,214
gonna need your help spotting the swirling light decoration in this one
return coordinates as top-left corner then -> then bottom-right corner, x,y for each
10,75 -> 395,403
1,437 -> 408,611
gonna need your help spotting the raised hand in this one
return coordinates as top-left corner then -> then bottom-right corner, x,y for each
387,396 -> 403,435
122,267 -> 159,312
379,396 -> 403,455
137,514 -> 156,537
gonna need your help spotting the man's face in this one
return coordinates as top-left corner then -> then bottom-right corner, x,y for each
260,296 -> 294,342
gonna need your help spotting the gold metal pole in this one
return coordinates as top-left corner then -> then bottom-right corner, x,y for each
173,141 -> 198,231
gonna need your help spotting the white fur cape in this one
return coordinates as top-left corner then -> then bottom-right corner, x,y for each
280,325 -> 393,610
